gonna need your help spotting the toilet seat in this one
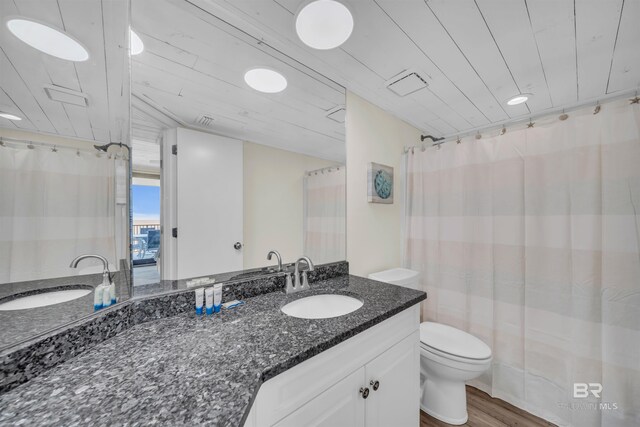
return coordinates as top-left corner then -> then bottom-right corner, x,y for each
419,322 -> 491,362
420,342 -> 491,369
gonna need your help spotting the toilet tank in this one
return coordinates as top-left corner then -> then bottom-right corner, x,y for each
368,268 -> 420,290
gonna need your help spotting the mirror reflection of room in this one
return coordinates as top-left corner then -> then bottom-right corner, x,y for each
130,0 -> 347,292
0,0 -> 131,349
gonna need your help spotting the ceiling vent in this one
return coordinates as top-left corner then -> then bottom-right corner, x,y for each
385,70 -> 428,97
195,115 -> 215,127
326,106 -> 346,123
44,85 -> 88,107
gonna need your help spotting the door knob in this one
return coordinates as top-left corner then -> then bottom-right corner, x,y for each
359,387 -> 370,399
370,380 -> 380,391
233,242 -> 242,250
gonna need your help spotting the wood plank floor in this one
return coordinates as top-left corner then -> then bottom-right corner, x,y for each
420,386 -> 557,427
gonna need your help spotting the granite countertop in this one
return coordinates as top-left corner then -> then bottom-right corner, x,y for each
0,267 -> 131,349
0,275 -> 425,426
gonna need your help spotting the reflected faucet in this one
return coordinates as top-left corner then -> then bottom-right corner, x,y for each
70,254 -> 110,281
267,250 -> 283,272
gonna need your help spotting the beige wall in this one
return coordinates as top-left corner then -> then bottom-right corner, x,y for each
345,92 -> 422,277
243,141 -> 337,268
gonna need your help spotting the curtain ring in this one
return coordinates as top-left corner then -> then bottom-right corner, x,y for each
559,110 -> 569,121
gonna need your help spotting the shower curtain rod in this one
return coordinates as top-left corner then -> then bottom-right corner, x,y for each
404,89 -> 640,153
306,164 -> 345,176
0,136 -> 129,158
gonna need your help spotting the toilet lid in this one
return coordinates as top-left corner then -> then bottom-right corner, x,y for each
419,322 -> 491,360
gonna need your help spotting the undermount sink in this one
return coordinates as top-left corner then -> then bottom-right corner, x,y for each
0,287 -> 92,311
281,294 -> 363,319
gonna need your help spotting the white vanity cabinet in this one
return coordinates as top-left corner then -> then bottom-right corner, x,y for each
364,333 -> 420,427
273,368 -> 366,427
244,305 -> 420,427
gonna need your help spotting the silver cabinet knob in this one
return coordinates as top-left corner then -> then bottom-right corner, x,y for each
370,380 -> 380,391
233,242 -> 242,250
359,387 -> 370,399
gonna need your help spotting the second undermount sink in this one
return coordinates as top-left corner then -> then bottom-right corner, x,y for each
0,286 -> 92,311
281,294 -> 363,319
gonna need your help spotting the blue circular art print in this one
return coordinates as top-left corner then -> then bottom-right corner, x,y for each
374,169 -> 392,199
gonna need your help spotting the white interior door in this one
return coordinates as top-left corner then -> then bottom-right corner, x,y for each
176,128 -> 243,278
365,332 -> 420,427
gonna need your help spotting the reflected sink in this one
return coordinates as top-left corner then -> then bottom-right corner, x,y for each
0,287 -> 92,311
281,294 -> 363,319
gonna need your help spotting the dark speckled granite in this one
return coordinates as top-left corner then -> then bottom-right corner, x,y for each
0,262 -> 131,349
132,260 -> 349,298
0,304 -> 134,392
0,274 -> 425,426
0,262 -> 348,393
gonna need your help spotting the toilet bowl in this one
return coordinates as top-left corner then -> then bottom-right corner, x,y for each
368,268 -> 493,425
419,322 -> 492,424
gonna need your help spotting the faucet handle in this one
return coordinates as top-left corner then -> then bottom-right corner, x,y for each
300,271 -> 310,291
285,272 -> 295,294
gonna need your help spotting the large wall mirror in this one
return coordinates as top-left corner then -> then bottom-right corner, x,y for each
0,0 -> 131,349
130,0 -> 346,295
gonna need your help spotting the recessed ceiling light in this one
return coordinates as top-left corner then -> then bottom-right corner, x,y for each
0,112 -> 22,121
6,18 -> 89,62
244,68 -> 287,93
295,0 -> 354,50
130,29 -> 144,55
506,94 -> 532,106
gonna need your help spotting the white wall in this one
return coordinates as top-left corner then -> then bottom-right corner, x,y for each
345,92 -> 422,277
243,141 -> 337,268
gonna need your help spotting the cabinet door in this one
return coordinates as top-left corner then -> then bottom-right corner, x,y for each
365,332 -> 420,427
273,367 -> 365,427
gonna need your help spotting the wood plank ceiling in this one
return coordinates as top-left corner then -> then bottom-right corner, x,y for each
189,0 -> 640,139
131,0 -> 347,162
3,0 -> 638,160
0,0 -> 130,145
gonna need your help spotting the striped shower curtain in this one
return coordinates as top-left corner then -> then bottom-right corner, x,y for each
403,97 -> 640,427
0,146 -> 118,283
304,166 -> 346,264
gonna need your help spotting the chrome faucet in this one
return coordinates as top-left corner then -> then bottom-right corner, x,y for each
267,250 -> 283,272
294,256 -> 315,292
70,254 -> 110,281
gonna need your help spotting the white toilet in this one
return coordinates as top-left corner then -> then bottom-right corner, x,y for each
368,268 -> 492,425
